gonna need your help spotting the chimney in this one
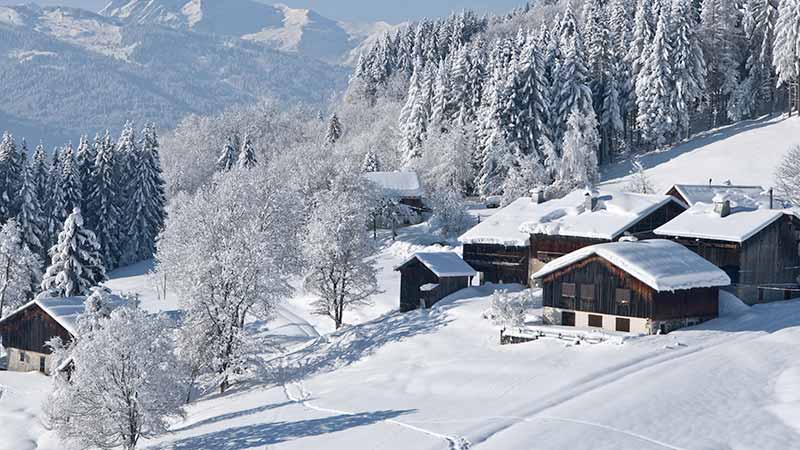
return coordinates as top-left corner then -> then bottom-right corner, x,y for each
531,187 -> 545,204
713,197 -> 731,218
585,190 -> 598,212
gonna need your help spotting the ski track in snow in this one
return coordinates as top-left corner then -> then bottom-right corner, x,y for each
278,355 -> 471,450
467,329 -> 766,449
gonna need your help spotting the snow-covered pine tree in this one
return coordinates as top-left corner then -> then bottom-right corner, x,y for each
671,0 -> 707,138
399,61 -> 431,164
583,0 -> 616,163
325,113 -> 343,145
737,0 -> 779,118
362,148 -> 380,172
430,59 -> 452,132
0,132 -> 22,223
46,147 -> 63,249
40,208 -> 106,298
31,143 -> 49,209
512,30 -> 546,158
216,136 -> 238,172
90,130 -> 123,270
53,144 -> 82,232
238,133 -> 257,169
121,124 -> 167,265
114,122 -> 137,228
557,104 -> 600,193
554,5 -> 594,147
0,219 -> 41,317
17,160 -> 45,260
627,0 -> 654,82
637,7 -> 678,147
774,0 -> 800,113
701,0 -> 744,126
76,134 -> 96,218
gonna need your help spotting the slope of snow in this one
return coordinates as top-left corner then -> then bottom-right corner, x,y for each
601,114 -> 800,192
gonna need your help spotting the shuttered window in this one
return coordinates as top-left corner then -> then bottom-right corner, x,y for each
616,288 -> 631,304
560,283 -> 576,308
580,284 -> 596,311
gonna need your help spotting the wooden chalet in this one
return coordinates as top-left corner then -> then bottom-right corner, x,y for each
363,171 -> 426,212
654,191 -> 800,304
533,239 -> 730,334
519,189 -> 687,279
396,252 -> 476,312
0,297 -> 87,374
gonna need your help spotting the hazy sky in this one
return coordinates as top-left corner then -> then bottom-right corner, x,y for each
0,0 -> 526,22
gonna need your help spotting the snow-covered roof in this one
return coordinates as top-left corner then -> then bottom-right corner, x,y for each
654,202 -> 797,243
517,190 -> 682,240
458,196 -> 541,246
397,252 -> 477,278
363,171 -> 424,198
0,295 -> 126,337
532,239 -> 731,292
668,184 -> 767,206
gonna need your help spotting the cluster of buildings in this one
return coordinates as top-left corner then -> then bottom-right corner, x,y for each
400,184 -> 800,335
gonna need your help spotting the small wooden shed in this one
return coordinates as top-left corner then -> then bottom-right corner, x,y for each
396,252 -> 477,312
533,239 -> 731,334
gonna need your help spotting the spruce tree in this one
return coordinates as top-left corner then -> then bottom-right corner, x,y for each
53,144 -> 82,231
90,130 -> 122,270
121,124 -> 167,265
671,0 -> 707,137
701,0 -> 743,126
362,149 -> 380,173
774,0 -> 800,113
77,134 -> 98,220
325,113 -> 343,145
46,147 -> 63,249
554,5 -> 594,147
216,136 -> 238,172
238,134 -> 257,169
637,9 -> 678,147
40,208 -> 106,298
17,161 -> 45,261
0,132 -> 22,223
558,104 -> 600,192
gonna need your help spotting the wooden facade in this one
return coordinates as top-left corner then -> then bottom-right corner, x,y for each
663,215 -> 800,303
540,255 -> 719,333
0,303 -> 72,355
462,243 -> 530,285
397,259 -> 471,313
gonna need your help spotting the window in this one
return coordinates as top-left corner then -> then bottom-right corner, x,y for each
19,351 -> 25,362
561,311 -> 576,326
560,283 -> 576,308
616,317 -> 631,332
616,288 -> 631,315
581,284 -> 596,311
588,314 -> 603,328
39,356 -> 46,373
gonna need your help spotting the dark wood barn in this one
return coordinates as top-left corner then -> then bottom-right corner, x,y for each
655,197 -> 800,304
396,252 -> 476,312
534,239 -> 730,334
0,297 -> 85,374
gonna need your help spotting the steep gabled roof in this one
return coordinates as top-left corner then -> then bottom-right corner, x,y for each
517,190 -> 683,241
396,252 -> 477,278
533,240 -> 731,292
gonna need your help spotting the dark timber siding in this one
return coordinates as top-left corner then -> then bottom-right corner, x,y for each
0,304 -> 72,354
541,256 -> 719,320
625,201 -> 687,238
462,243 -> 529,285
398,259 -> 470,312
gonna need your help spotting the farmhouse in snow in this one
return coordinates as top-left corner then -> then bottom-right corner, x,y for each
654,190 -> 800,304
0,297 -> 89,374
533,239 -> 731,334
363,171 -> 426,212
0,295 -> 124,374
396,252 -> 476,312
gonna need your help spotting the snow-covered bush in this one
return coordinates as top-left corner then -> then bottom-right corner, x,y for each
46,305 -> 185,450
428,189 -> 473,238
303,174 -> 380,329
486,290 -> 528,329
625,159 -> 655,194
775,145 -> 800,206
156,167 -> 302,393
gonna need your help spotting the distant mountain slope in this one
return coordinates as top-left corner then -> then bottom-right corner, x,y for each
0,4 -> 348,145
99,0 -> 399,65
601,115 -> 800,193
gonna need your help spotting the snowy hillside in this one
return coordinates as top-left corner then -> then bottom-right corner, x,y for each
601,114 -> 800,192
99,0 -> 397,65
0,3 -> 348,144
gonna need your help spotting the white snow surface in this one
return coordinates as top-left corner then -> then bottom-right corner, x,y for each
533,239 -> 731,292
398,252 -> 477,278
654,202 -> 797,243
670,184 -> 768,206
363,171 -> 424,198
517,189 -> 680,240
458,196 -> 538,246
